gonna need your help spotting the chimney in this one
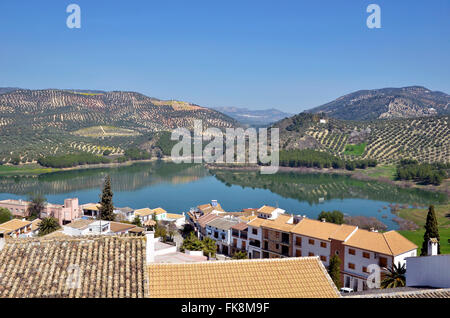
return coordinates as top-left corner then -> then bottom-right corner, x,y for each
145,231 -> 155,263
0,235 -> 5,252
428,238 -> 438,256
321,218 -> 326,223
211,200 -> 218,207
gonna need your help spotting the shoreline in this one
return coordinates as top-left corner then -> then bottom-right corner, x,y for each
205,164 -> 450,197
1,159 -> 448,197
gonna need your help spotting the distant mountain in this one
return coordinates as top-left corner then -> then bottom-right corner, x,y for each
307,86 -> 450,120
0,88 -> 238,163
213,106 -> 293,126
0,87 -> 20,95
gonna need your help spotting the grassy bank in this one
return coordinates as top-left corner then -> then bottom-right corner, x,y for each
397,204 -> 450,254
0,164 -> 59,175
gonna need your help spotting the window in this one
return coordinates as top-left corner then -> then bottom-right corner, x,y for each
308,252 -> 314,256
275,244 -> 279,250
379,257 -> 388,268
362,266 -> 368,273
308,239 -> 315,245
348,263 -> 355,270
252,228 -> 257,235
348,248 -> 355,255
281,233 -> 290,244
295,237 -> 302,246
363,252 -> 370,259
320,242 -> 327,248
320,255 -> 327,262
295,249 -> 301,257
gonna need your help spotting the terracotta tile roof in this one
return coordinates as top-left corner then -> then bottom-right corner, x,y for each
165,213 -> 184,219
291,218 -> 341,241
109,221 -> 136,233
31,219 -> 42,232
128,227 -> 145,233
328,224 -> 358,241
206,218 -> 239,231
0,235 -> 147,298
257,205 -> 277,214
135,208 -> 153,217
82,203 -> 100,211
147,257 -> 340,298
43,230 -> 69,238
197,213 -> 221,228
231,222 -> 248,231
382,230 -> 418,255
0,219 -> 32,233
239,215 -> 258,222
343,229 -> 417,256
247,217 -> 267,228
151,207 -> 167,215
261,214 -> 295,232
64,219 -> 95,230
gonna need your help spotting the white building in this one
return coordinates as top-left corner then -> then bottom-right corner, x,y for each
247,217 -> 265,259
256,205 -> 285,220
205,217 -> 240,256
406,239 -> 450,288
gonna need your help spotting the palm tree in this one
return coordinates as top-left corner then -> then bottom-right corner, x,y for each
27,194 -> 47,220
381,262 -> 406,289
38,217 -> 61,236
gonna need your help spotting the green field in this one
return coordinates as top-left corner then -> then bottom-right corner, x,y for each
397,204 -> 450,254
399,228 -> 450,255
73,126 -> 140,138
0,164 -> 59,175
359,164 -> 397,179
343,143 -> 367,156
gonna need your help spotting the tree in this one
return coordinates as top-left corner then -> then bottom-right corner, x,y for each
98,175 -> 115,221
202,237 -> 217,258
381,263 -> 406,289
38,217 -> 61,236
328,254 -> 341,289
181,232 -> 204,252
317,211 -> 344,224
421,205 -> 440,255
0,207 -> 12,223
232,251 -> 248,259
132,216 -> 142,227
27,194 -> 46,220
155,225 -> 167,242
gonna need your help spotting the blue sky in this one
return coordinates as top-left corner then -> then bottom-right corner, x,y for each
0,0 -> 449,113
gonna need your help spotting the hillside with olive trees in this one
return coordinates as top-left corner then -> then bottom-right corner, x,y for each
0,88 -> 238,164
275,113 -> 449,164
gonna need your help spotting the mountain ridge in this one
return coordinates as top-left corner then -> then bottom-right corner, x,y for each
306,86 -> 449,121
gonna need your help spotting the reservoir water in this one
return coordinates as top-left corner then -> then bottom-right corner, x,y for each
0,162 -> 446,230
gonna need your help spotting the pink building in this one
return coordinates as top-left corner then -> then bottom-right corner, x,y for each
0,198 -> 82,225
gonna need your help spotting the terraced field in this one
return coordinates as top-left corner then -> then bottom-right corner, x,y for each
0,89 -> 238,163
277,114 -> 449,164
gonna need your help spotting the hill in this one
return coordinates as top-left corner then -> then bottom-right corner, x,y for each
307,86 -> 449,121
0,88 -> 238,163
275,113 -> 449,164
213,106 -> 293,126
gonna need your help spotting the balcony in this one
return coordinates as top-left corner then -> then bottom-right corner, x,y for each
249,240 -> 260,248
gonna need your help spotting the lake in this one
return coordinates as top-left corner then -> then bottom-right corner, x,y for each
0,161 -> 446,230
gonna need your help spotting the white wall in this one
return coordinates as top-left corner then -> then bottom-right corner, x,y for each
394,249 -> 417,266
294,235 -> 331,266
406,255 -> 450,288
344,247 -> 392,278
247,225 -> 262,258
